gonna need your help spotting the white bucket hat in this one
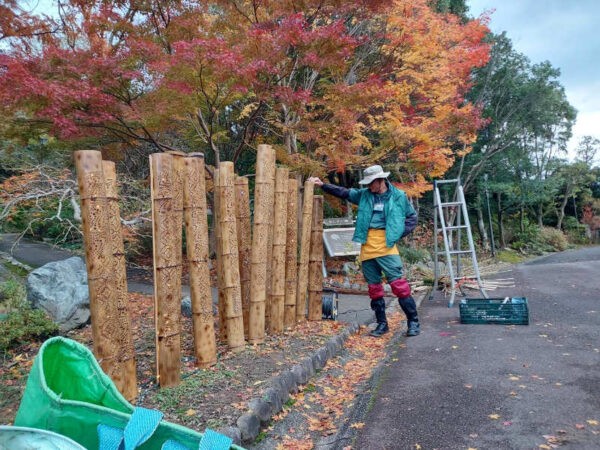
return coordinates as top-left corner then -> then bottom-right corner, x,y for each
358,165 -> 390,185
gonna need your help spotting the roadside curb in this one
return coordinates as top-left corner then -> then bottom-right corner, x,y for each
224,321 -> 362,445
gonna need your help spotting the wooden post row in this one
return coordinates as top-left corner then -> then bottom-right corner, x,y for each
284,178 -> 299,329
269,167 -> 289,333
296,181 -> 314,322
75,150 -> 137,401
150,153 -> 183,388
308,195 -> 324,321
182,153 -> 217,368
216,162 -> 245,352
249,145 -> 276,343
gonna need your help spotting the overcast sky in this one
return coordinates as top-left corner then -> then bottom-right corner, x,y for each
467,0 -> 600,158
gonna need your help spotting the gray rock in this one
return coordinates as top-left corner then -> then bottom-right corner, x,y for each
326,337 -> 341,358
312,347 -> 328,371
262,387 -> 283,416
236,412 -> 260,443
274,370 -> 297,395
341,262 -> 358,275
214,426 -> 242,446
181,296 -> 192,318
248,398 -> 272,423
301,356 -> 315,379
26,257 -> 89,331
291,363 -> 309,385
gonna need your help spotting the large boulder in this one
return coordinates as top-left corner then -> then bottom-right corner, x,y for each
27,257 -> 90,331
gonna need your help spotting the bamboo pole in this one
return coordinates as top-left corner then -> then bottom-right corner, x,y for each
213,169 -> 227,342
235,176 -> 252,338
75,151 -> 134,399
248,144 -> 276,343
308,195 -> 324,321
284,178 -> 299,329
150,152 -> 182,388
101,161 -> 137,401
296,180 -> 314,322
182,153 -> 217,368
268,167 -> 289,334
217,162 -> 245,352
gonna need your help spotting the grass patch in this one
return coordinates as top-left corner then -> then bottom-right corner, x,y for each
2,261 -> 30,278
495,250 -> 526,264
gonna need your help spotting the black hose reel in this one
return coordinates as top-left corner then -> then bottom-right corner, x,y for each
322,288 -> 339,320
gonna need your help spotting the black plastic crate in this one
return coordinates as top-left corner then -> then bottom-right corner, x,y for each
459,297 -> 529,325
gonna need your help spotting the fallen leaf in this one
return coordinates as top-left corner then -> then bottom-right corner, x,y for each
464,384 -> 473,389
587,419 -> 599,426
503,421 -> 512,426
538,445 -> 551,449
451,345 -> 459,350
185,409 -> 196,416
575,424 -> 585,430
489,414 -> 500,420
509,376 -> 520,381
350,422 -> 365,429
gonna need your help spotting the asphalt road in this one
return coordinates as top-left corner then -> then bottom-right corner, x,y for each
341,246 -> 600,450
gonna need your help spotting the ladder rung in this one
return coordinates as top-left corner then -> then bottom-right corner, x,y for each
444,225 -> 469,230
434,179 -> 459,185
440,202 -> 462,207
448,250 -> 472,255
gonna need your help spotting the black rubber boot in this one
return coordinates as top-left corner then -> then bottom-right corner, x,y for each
398,295 -> 420,336
370,298 -> 389,337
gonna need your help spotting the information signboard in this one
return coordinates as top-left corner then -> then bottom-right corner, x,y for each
322,227 -> 361,257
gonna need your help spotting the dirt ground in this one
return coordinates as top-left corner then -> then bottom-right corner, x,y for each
0,291 -> 349,432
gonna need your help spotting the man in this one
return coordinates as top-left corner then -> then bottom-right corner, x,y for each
308,165 -> 420,337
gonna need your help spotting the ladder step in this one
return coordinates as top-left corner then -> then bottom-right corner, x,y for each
448,250 -> 473,255
444,225 -> 469,230
434,179 -> 459,185
440,202 -> 462,207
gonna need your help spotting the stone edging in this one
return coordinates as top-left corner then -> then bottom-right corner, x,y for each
216,321 -> 362,446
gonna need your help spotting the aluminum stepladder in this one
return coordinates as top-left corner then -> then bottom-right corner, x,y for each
432,178 -> 487,307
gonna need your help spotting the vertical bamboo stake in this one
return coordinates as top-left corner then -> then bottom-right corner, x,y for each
214,169 -> 227,341
284,178 -> 299,329
101,161 -> 137,401
182,153 -> 217,368
217,162 -> 245,352
248,144 -> 276,343
235,176 -> 252,338
296,180 -> 314,322
150,153 -> 182,388
269,167 -> 289,334
75,151 -> 132,397
308,195 -> 324,321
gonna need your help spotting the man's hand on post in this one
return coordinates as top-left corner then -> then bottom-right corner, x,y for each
307,177 -> 324,187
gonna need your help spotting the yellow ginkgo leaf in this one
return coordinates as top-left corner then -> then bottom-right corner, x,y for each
185,409 -> 196,416
587,419 -> 599,426
489,414 -> 501,420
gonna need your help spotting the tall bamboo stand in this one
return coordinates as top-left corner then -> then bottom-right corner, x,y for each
217,162 -> 245,352
308,195 -> 324,321
101,161 -> 137,400
284,178 -> 299,329
269,168 -> 289,333
150,153 -> 182,388
235,176 -> 252,338
75,151 -> 135,399
182,154 -> 217,368
296,180 -> 314,322
248,144 -> 276,343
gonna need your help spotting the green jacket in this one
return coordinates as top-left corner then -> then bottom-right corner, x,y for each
322,180 -> 417,247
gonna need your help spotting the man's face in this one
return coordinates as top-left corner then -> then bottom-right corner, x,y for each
368,178 -> 385,193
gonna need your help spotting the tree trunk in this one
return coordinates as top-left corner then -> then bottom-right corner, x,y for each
556,188 -> 571,230
496,192 -> 506,249
475,193 -> 489,252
